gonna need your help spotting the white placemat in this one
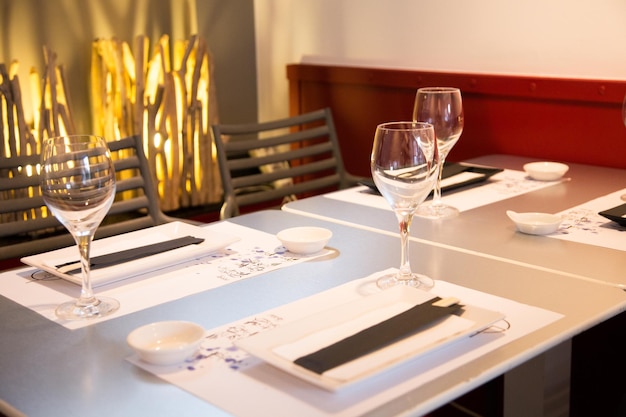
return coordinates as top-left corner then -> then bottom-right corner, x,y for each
0,222 -> 333,330
128,268 -> 563,417
549,188 -> 626,251
325,169 -> 562,213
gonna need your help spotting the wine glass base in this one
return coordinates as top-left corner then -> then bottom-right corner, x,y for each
56,296 -> 120,320
376,272 -> 434,290
416,202 -> 459,219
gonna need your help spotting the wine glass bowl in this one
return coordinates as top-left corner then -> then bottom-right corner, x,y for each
40,135 -> 119,319
621,93 -> 626,202
371,121 -> 440,289
622,92 -> 626,127
413,87 -> 464,219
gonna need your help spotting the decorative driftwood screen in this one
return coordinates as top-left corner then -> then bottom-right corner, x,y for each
0,47 -> 74,224
90,34 -> 222,211
1,34 -> 222,222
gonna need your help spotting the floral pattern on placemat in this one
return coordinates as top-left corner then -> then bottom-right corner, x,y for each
184,314 -> 284,371
551,190 -> 626,251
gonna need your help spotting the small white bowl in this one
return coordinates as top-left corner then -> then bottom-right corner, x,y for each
127,321 -> 205,366
523,161 -> 569,181
506,210 -> 562,235
276,227 -> 332,254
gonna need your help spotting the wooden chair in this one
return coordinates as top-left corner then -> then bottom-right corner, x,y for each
212,108 -> 363,219
0,135 -> 184,262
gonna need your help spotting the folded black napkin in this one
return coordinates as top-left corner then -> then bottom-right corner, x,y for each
55,235 -> 205,274
294,296 -> 463,374
598,203 -> 626,226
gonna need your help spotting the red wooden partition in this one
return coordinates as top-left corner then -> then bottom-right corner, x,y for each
288,63 -> 626,177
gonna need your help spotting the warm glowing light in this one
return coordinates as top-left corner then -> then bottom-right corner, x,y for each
153,132 -> 162,148
89,34 -> 221,211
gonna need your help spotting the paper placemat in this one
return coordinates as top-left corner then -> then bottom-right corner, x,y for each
235,286 -> 502,391
0,222 -> 333,330
325,169 -> 562,213
549,188 -> 626,251
128,269 -> 563,417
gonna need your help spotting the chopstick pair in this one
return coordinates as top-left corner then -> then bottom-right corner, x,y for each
55,235 -> 205,274
294,296 -> 463,374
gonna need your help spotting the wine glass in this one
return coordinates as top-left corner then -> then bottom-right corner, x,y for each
40,135 -> 119,320
621,93 -> 626,201
621,92 -> 626,126
371,121 -> 440,289
413,87 -> 464,219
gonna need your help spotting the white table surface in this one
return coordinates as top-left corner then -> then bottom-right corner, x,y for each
1,210 -> 625,417
283,154 -> 626,288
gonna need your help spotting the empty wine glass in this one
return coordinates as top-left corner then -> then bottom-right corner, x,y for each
40,135 -> 119,320
413,87 -> 464,219
371,122 -> 440,289
622,93 -> 626,201
622,92 -> 626,126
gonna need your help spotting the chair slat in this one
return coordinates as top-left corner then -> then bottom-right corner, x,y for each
235,174 -> 341,207
227,142 -> 334,172
223,125 -> 330,153
0,195 -> 46,214
1,216 -> 63,236
231,158 -> 338,189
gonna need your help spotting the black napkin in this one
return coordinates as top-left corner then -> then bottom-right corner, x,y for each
599,203 -> 626,226
56,235 -> 205,274
294,296 -> 463,374
359,163 -> 503,196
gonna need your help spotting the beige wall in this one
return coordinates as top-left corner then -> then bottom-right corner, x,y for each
254,0 -> 626,122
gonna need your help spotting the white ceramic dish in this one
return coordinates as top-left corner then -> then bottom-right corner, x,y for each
506,210 -> 562,235
276,227 -> 332,254
523,161 -> 569,181
127,320 -> 205,366
235,286 -> 504,391
21,221 -> 240,287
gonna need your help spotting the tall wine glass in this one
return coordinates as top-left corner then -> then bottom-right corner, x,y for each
622,93 -> 626,201
40,135 -> 119,320
371,122 -> 440,289
622,92 -> 626,125
413,87 -> 464,219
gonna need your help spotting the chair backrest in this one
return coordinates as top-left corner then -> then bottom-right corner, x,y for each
0,135 -> 173,261
212,108 -> 360,219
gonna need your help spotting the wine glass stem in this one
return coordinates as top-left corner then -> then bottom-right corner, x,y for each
431,159 -> 445,208
75,233 -> 97,307
398,214 -> 413,280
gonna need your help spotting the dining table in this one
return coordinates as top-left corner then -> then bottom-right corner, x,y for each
283,154 -> 626,289
1,190 -> 626,417
281,153 -> 626,416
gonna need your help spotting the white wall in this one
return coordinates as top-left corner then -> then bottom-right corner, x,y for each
254,0 -> 626,122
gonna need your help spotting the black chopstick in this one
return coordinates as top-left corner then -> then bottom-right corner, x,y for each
294,296 -> 463,374
55,235 -> 205,274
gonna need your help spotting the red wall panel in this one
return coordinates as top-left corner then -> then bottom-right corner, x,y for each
288,64 -> 626,177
